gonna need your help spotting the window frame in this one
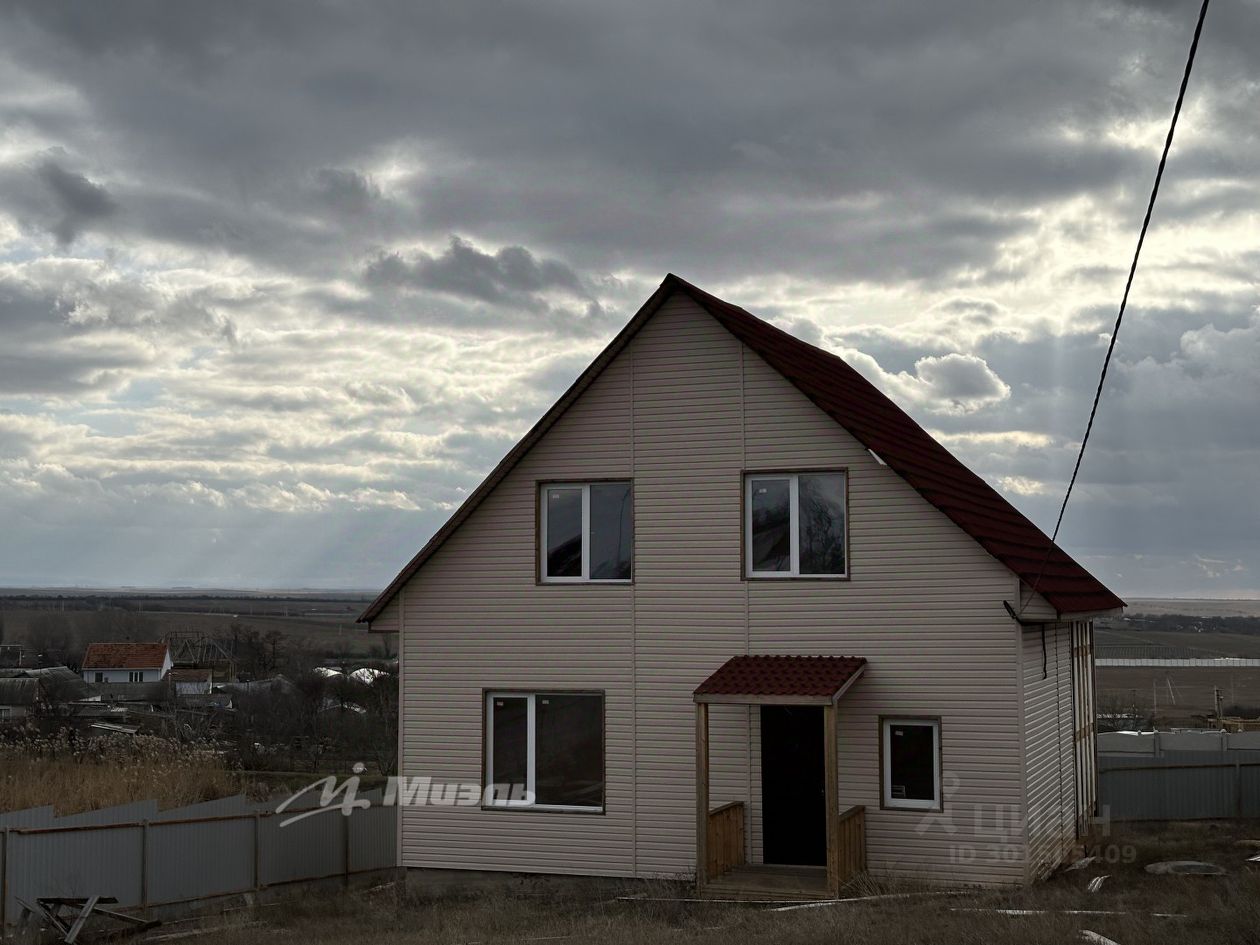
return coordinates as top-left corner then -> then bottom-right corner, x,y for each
879,716 -> 943,812
538,481 -> 633,584
744,469 -> 849,580
483,689 -> 606,814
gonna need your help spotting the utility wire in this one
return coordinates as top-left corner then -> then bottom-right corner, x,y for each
1023,0 -> 1211,609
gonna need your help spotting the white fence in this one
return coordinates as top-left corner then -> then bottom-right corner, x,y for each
0,793 -> 395,926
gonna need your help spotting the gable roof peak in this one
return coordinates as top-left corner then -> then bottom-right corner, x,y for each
359,276 -> 1122,622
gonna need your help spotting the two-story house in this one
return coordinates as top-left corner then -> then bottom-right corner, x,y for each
359,275 -> 1122,895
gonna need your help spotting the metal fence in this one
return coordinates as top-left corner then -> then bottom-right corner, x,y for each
0,794 -> 396,926
1098,760 -> 1260,821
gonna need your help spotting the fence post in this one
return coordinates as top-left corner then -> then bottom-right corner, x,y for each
342,810 -> 351,887
1,827 -> 9,929
140,821 -> 149,916
1237,761 -> 1244,819
253,812 -> 262,891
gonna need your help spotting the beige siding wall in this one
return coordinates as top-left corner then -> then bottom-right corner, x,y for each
396,294 -> 1046,885
1021,622 -> 1079,879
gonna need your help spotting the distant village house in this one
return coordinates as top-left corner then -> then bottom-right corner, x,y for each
80,642 -> 173,684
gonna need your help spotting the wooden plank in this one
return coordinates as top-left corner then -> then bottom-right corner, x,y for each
824,704 -> 839,896
705,801 -> 745,880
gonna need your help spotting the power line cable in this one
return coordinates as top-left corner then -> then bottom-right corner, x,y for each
1023,0 -> 1211,609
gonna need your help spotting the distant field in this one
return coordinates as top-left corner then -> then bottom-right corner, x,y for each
1096,626 -> 1260,658
1123,597 -> 1260,618
0,591 -> 384,659
1097,665 -> 1260,724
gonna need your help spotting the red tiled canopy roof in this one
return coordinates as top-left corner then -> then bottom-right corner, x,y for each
82,642 -> 170,670
694,655 -> 867,704
360,274 -> 1123,623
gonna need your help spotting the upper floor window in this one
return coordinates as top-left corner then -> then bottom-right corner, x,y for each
540,481 -> 633,582
745,471 -> 847,578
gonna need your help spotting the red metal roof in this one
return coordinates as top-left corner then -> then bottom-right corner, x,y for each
359,274 -> 1123,622
675,277 -> 1124,616
694,655 -> 867,700
81,642 -> 170,670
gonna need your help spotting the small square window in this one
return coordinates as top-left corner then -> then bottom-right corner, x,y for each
540,482 -> 633,582
746,472 -> 846,578
881,718 -> 941,810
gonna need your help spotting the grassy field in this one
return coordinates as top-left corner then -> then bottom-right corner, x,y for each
178,822 -> 1260,945
1097,665 -> 1260,723
0,731 -> 246,814
1097,625 -> 1260,659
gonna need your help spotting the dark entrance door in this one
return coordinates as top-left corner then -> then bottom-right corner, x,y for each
760,705 -> 826,866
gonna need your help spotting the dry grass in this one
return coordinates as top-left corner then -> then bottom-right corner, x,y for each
189,822 -> 1260,945
0,728 -> 244,814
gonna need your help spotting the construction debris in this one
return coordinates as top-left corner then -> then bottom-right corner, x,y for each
15,895 -> 160,944
1086,875 -> 1109,893
1065,855 -> 1099,871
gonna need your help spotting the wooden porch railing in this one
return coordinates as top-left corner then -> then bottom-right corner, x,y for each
706,801 -> 746,880
827,804 -> 866,894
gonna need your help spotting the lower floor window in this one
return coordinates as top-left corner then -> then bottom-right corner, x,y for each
881,717 -> 941,810
485,691 -> 604,811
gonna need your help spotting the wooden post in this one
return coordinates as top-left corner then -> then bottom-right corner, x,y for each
695,702 -> 709,893
824,702 -> 839,896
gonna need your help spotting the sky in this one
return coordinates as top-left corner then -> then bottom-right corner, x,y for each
0,0 -> 1257,597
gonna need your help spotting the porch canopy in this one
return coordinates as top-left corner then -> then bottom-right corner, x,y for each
693,655 -> 866,705
692,655 -> 868,897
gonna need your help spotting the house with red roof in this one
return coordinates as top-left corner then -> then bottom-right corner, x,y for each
360,276 -> 1122,893
80,642 -> 173,684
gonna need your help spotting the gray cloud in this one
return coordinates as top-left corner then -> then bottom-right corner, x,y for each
365,237 -> 587,306
0,0 -> 1256,596
36,160 -> 117,245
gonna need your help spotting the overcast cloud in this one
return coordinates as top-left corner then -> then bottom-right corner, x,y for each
0,0 -> 1256,597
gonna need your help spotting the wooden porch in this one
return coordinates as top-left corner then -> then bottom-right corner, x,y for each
700,797 -> 867,900
693,656 -> 870,900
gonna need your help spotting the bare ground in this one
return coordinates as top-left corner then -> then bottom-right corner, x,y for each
167,821 -> 1260,945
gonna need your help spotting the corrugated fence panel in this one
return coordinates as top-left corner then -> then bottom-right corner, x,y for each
152,795 -> 253,821
1099,764 -> 1259,820
349,806 -> 395,873
50,801 -> 157,828
2,803 -> 394,925
148,817 -> 256,903
0,806 -> 54,828
6,825 -> 144,920
261,812 -> 345,885
1243,766 -> 1260,818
